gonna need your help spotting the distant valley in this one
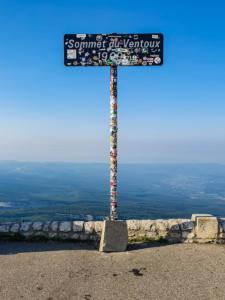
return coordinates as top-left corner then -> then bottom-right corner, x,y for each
0,161 -> 225,221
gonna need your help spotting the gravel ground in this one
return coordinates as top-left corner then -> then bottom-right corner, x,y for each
0,242 -> 225,300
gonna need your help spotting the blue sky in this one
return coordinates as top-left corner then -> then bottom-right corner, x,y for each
0,0 -> 225,163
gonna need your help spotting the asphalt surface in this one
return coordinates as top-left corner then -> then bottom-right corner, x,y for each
0,242 -> 225,300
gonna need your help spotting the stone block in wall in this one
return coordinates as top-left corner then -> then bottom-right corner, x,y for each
48,232 -> 58,239
21,222 -> 32,232
59,222 -> 72,232
43,221 -> 51,232
167,220 -> 180,232
94,221 -> 103,233
140,220 -> 156,231
58,232 -> 71,240
71,233 -> 80,240
50,221 -> 59,232
155,220 -> 169,232
158,231 -> 168,239
182,231 -> 194,239
0,223 -> 11,233
10,223 -> 20,233
179,220 -> 194,231
128,232 -> 136,238
126,220 -> 141,231
73,221 -> 84,232
146,232 -> 159,239
80,233 -> 89,241
89,235 -> 98,241
84,222 -> 94,234
32,222 -> 43,231
136,232 -> 146,238
195,216 -> 218,240
167,231 -> 182,241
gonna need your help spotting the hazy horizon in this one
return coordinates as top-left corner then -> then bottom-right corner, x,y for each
0,160 -> 225,166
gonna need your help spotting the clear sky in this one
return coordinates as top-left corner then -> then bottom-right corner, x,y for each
0,0 -> 225,163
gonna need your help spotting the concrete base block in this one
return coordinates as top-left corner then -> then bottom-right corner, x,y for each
99,220 -> 128,252
195,216 -> 218,240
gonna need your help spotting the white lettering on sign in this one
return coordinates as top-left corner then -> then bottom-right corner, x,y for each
67,39 -> 161,49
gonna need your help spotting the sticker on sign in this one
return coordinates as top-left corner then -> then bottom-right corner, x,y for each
64,33 -> 163,67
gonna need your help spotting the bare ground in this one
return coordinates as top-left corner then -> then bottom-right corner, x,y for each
0,242 -> 225,300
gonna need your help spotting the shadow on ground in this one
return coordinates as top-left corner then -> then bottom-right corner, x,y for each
0,241 -> 96,255
127,242 -> 170,251
0,240 -> 172,255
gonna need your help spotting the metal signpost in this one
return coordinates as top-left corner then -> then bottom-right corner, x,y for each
64,33 -> 163,221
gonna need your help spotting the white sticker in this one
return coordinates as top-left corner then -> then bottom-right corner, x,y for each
96,35 -> 103,41
76,34 -> 86,39
154,57 -> 161,64
67,49 -> 77,59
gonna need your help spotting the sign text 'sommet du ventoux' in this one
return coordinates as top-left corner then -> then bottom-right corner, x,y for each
64,33 -> 163,67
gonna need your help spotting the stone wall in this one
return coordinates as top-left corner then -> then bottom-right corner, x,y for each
0,215 -> 224,244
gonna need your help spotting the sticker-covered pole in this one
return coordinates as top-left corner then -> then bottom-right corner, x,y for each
110,66 -> 118,220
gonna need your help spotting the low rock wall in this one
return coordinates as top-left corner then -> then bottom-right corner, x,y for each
0,215 -> 224,244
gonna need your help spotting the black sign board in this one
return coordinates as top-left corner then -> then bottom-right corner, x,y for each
64,33 -> 163,67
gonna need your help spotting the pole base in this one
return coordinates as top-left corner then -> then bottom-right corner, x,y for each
99,220 -> 128,252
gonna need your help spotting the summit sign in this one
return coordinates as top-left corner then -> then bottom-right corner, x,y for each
63,32 -> 164,223
64,33 -> 163,67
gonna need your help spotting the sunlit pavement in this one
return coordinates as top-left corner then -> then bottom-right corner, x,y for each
0,242 -> 224,300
